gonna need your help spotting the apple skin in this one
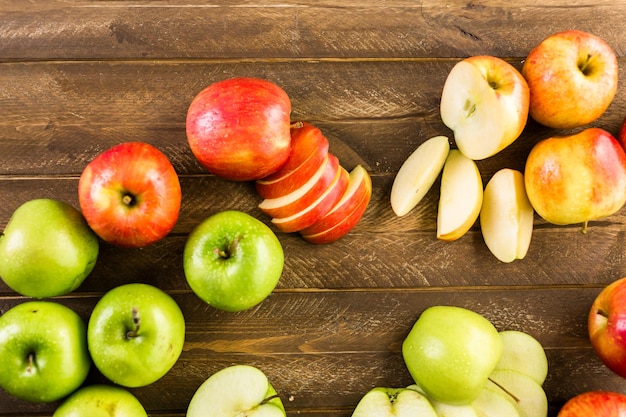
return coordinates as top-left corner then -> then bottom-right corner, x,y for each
402,305 -> 502,405
0,198 -> 99,298
87,283 -> 185,388
522,30 -> 618,129
53,384 -> 148,417
0,301 -> 91,403
78,141 -> 181,248
183,210 -> 284,312
557,391 -> 626,417
619,115 -> 626,151
588,277 -> 626,378
186,77 -> 292,181
524,128 -> 626,229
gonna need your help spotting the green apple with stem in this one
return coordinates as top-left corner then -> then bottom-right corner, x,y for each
87,283 -> 185,388
184,210 -> 284,312
351,387 -> 438,417
402,305 -> 502,405
0,198 -> 99,298
53,384 -> 148,417
187,364 -> 285,417
0,301 -> 91,403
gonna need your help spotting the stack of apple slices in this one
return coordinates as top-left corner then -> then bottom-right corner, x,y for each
256,122 -> 372,244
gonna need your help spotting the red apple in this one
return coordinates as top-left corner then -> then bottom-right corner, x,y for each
271,165 -> 349,233
618,115 -> 626,151
256,122 -> 330,199
588,277 -> 626,378
522,30 -> 618,129
300,165 -> 372,244
186,77 -> 292,181
258,154 -> 339,219
557,391 -> 626,417
78,142 -> 181,248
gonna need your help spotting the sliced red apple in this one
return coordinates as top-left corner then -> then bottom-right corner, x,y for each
271,165 -> 350,233
258,154 -> 339,219
300,165 -> 372,243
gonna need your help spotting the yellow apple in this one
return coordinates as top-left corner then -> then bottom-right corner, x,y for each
480,169 -> 534,263
522,30 -> 618,129
440,56 -> 529,160
437,150 -> 483,241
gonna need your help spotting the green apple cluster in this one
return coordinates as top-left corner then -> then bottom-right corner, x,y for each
351,306 -> 549,417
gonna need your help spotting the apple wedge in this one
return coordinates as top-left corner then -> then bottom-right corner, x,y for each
440,56 -> 529,160
271,165 -> 349,233
258,154 -> 339,219
471,387 -> 521,417
437,149 -> 483,241
300,165 -> 372,244
407,385 -> 479,417
256,122 -> 329,199
391,135 -> 450,216
496,330 -> 548,386
352,387 -> 438,417
480,168 -> 534,263
487,369 -> 548,417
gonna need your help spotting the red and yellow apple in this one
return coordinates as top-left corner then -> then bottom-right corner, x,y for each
557,391 -> 626,417
78,142 -> 181,248
524,127 -> 626,231
186,77 -> 292,181
618,115 -> 626,151
440,55 -> 529,160
522,30 -> 618,129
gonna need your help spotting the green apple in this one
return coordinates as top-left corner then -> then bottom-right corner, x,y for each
352,387 -> 438,417
0,301 -> 91,403
87,283 -> 185,388
183,210 -> 284,312
487,369 -> 548,417
0,198 -> 99,298
187,364 -> 286,417
402,305 -> 503,405
495,331 -> 548,386
53,384 -> 148,417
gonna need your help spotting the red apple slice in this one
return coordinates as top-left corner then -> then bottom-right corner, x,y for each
256,122 -> 330,199
300,165 -> 372,238
271,165 -> 350,233
258,154 -> 339,219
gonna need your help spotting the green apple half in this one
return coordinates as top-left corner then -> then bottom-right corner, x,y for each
87,283 -> 185,388
186,364 -> 285,417
495,330 -> 548,386
352,387 -> 438,417
0,198 -> 99,298
402,305 -> 502,405
53,384 -> 148,417
487,369 -> 548,417
184,210 -> 284,312
0,301 -> 91,403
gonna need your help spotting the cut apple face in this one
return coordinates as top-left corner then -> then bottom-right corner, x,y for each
407,384 -> 479,417
440,56 -> 529,160
437,149 -> 483,241
471,387 -> 521,417
352,387 -> 438,417
480,168 -> 534,263
391,135 -> 450,216
186,365 -> 285,417
496,330 -> 548,386
487,369 -> 548,417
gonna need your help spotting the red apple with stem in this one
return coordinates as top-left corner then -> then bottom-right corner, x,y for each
557,391 -> 626,417
186,77 -> 292,181
78,141 -> 182,248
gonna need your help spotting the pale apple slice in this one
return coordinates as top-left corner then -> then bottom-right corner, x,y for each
272,165 -> 349,233
352,387 -> 438,417
440,56 -> 529,160
437,149 -> 483,241
258,154 -> 339,218
407,384 -> 479,417
256,122 -> 330,199
480,168 -> 534,263
496,330 -> 548,386
471,387 -> 521,417
390,135 -> 450,216
487,369 -> 548,417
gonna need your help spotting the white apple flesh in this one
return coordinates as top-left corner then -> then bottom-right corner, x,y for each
496,330 -> 548,386
471,387 -> 521,417
390,135 -> 450,217
487,369 -> 548,417
351,387 -> 438,417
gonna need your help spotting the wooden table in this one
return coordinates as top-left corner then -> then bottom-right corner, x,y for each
2,1 -> 626,416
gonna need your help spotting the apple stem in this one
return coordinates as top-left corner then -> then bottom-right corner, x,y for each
581,221 -> 588,234
122,193 -> 136,207
126,307 -> 141,339
290,121 -> 303,129
26,352 -> 35,374
262,394 -> 281,405
579,53 -> 593,75
213,236 -> 242,259
488,377 -> 521,403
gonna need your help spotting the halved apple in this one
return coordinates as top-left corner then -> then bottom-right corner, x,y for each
258,154 -> 339,219
271,165 -> 349,233
471,387 -> 521,417
256,122 -> 330,199
480,168 -> 534,263
496,330 -> 548,386
440,56 -> 529,160
300,165 -> 372,244
352,387 -> 438,417
391,135 -> 450,216
487,369 -> 548,417
437,149 -> 483,241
